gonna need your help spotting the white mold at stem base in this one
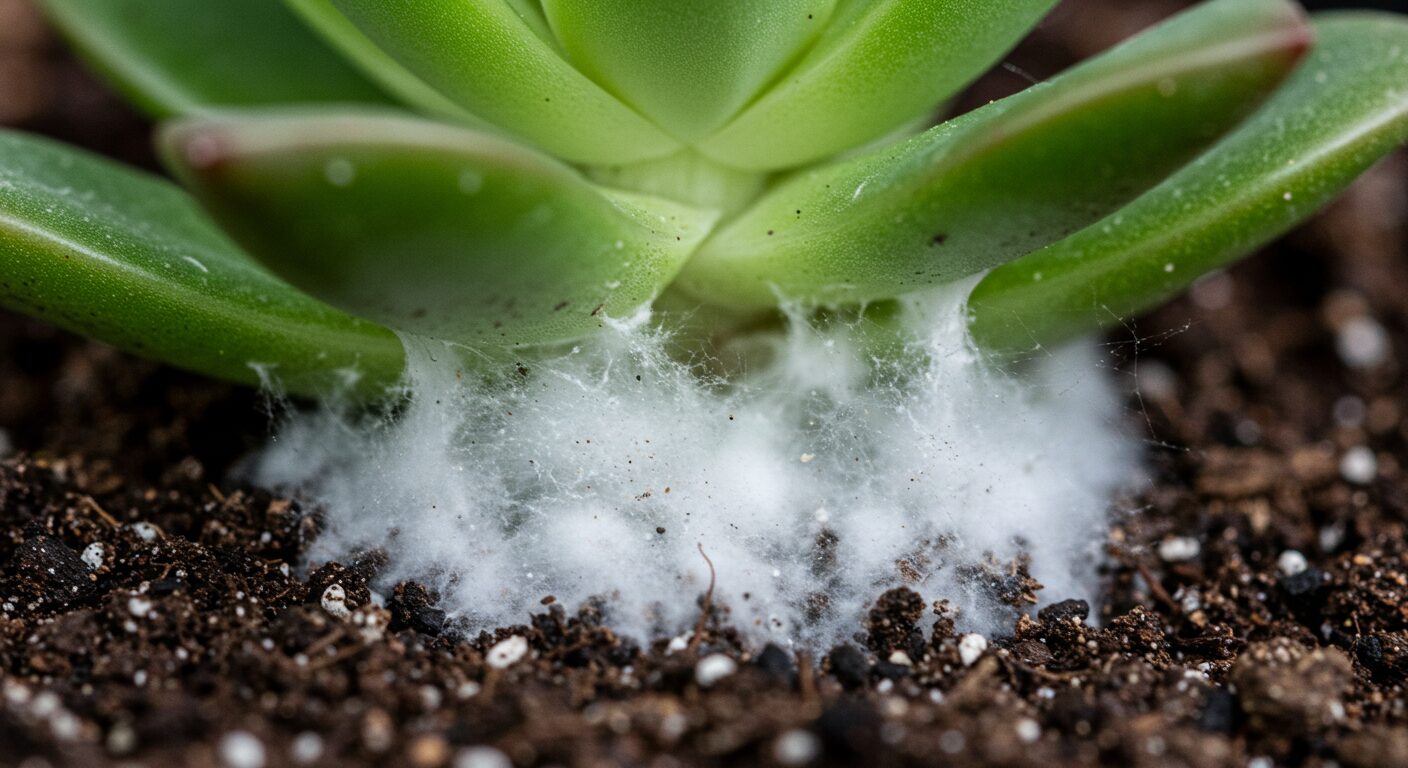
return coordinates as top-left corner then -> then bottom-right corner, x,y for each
248,280 -> 1137,647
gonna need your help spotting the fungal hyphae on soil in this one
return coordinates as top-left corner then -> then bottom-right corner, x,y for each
252,285 -> 1136,644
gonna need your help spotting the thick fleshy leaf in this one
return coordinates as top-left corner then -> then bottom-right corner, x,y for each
696,0 -> 1057,170
36,0 -> 389,117
327,0 -> 681,165
586,149 -> 769,216
282,0 -> 485,124
541,1 -> 837,141
160,112 -> 718,348
968,13 -> 1408,353
501,0 -> 557,43
677,0 -> 1311,310
0,130 -> 404,394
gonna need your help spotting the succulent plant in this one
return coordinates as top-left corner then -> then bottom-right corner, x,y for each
6,0 -> 1408,395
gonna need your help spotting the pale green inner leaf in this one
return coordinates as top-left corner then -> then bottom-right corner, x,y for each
328,0 -> 682,165
542,0 -> 837,142
696,0 -> 1058,170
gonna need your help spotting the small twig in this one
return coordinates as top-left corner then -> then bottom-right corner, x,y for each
305,642 -> 366,671
1136,561 -> 1180,613
267,586 -> 294,604
80,495 -> 118,527
207,483 -> 227,504
304,627 -> 346,658
797,651 -> 817,704
686,543 -> 716,655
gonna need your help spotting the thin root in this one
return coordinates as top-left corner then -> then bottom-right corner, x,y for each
686,543 -> 716,655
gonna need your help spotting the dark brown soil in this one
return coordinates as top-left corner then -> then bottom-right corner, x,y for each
4,2 -> 1408,766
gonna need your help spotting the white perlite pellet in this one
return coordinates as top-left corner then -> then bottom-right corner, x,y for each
1158,536 -> 1201,562
1319,525 -> 1345,553
127,596 -> 153,619
1336,317 -> 1391,369
773,729 -> 821,765
81,542 -> 105,571
665,632 -> 692,654
290,732 -> 323,765
454,746 -> 512,768
320,584 -> 351,620
219,731 -> 266,768
128,522 -> 161,541
106,723 -> 137,755
1340,446 -> 1377,485
958,634 -> 988,667
486,636 -> 529,669
1277,550 -> 1309,577
1015,718 -> 1042,744
695,654 -> 738,687
457,681 -> 482,699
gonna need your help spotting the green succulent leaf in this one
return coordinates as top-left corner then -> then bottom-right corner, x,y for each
500,0 -> 558,43
696,0 -> 1058,171
35,0 -> 390,117
160,111 -> 718,348
968,13 -> 1408,353
327,0 -> 681,165
0,130 -> 404,395
541,0 -> 837,142
282,0 -> 486,125
678,0 -> 1312,310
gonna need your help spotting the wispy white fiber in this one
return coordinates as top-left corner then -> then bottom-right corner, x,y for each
250,283 -> 1135,646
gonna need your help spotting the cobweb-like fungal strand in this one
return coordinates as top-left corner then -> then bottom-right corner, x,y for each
249,284 -> 1135,645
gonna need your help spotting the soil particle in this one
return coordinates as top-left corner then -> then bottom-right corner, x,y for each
1353,632 -> 1408,687
823,644 -> 870,691
813,699 -> 882,757
306,561 -> 372,616
389,581 -> 450,637
1337,726 -> 1408,768
1231,639 -> 1355,732
12,534 -> 96,611
751,643 -> 797,686
865,586 -> 927,657
1037,598 -> 1091,624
